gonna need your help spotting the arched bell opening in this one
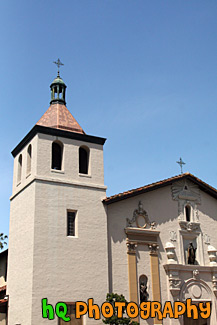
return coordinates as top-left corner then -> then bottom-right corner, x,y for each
79,146 -> 89,175
27,144 -> 32,175
51,141 -> 63,170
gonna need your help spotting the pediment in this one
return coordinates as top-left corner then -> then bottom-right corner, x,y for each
171,179 -> 201,203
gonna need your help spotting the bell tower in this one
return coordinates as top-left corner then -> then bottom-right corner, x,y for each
50,58 -> 67,105
7,63 -> 108,324
50,74 -> 67,106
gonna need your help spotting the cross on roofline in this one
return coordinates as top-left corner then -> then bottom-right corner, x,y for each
53,58 -> 64,76
176,157 -> 186,174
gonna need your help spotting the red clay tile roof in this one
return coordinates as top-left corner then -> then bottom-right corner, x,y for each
36,103 -> 85,134
104,173 -> 217,204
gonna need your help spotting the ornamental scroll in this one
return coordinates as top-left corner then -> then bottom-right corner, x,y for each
126,201 -> 156,229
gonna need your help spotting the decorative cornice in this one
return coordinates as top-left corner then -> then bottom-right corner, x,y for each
125,227 -> 160,246
164,264 -> 217,273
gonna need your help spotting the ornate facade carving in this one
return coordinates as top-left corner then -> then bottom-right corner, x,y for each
169,230 -> 177,242
126,242 -> 137,253
179,220 -> 200,232
203,233 -> 211,245
168,270 -> 181,299
193,269 -> 200,279
180,277 -> 212,303
171,180 -> 200,222
169,278 -> 182,298
212,274 -> 217,296
171,179 -> 200,202
207,245 -> 217,265
148,243 -> 159,255
126,201 -> 156,229
165,242 -> 177,263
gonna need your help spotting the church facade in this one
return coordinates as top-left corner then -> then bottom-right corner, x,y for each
0,72 -> 217,325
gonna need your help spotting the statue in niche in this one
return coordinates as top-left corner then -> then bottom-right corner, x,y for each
187,242 -> 197,265
140,279 -> 149,302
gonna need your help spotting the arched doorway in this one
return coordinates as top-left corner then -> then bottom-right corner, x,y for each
179,277 -> 216,325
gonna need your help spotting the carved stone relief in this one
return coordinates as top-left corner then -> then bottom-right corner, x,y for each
126,201 -> 156,229
126,242 -> 137,253
169,231 -> 177,242
171,180 -> 200,222
171,179 -> 201,202
180,277 -> 212,302
193,269 -> 200,279
168,270 -> 181,299
179,221 -> 200,232
212,274 -> 217,296
203,233 -> 211,245
148,243 -> 159,255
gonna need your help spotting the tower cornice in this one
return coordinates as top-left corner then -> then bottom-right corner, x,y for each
11,125 -> 106,158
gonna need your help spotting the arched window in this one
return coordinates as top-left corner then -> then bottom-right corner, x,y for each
79,146 -> 89,174
185,205 -> 191,222
17,154 -> 22,183
52,141 -> 63,170
27,144 -> 32,174
139,275 -> 149,303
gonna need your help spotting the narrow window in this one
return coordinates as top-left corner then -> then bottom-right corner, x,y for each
27,144 -> 32,174
52,141 -> 63,170
67,211 -> 76,236
79,146 -> 89,174
17,154 -> 22,183
139,275 -> 149,303
185,205 -> 191,222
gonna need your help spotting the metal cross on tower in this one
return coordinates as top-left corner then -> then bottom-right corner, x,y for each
176,157 -> 186,174
53,58 -> 64,76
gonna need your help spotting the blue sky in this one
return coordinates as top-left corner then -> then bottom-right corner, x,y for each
0,0 -> 217,237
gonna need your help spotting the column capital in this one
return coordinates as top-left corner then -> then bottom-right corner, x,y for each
127,241 -> 137,254
148,243 -> 159,255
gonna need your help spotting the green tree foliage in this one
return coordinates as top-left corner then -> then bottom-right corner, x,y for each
0,233 -> 8,250
102,293 -> 139,325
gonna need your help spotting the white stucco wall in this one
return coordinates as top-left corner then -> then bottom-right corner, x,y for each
107,181 -> 217,325
7,182 -> 36,325
36,133 -> 105,187
8,129 -> 217,325
12,135 -> 38,195
30,180 -> 108,324
8,132 -> 108,325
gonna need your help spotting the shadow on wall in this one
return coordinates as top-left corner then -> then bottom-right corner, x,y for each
107,185 -> 178,246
